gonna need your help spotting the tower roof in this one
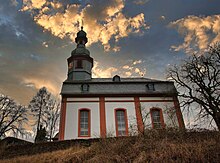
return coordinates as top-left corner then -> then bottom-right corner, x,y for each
77,26 -> 87,38
75,26 -> 88,44
72,26 -> 90,56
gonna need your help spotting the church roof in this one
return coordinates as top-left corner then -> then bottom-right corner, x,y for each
61,77 -> 177,96
63,77 -> 168,83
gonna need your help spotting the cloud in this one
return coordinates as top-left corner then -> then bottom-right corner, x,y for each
22,0 -> 47,11
10,0 -> 18,6
21,0 -> 148,51
22,77 -> 59,95
133,60 -> 142,65
112,46 -> 121,52
169,15 -> 220,54
93,60 -> 146,78
42,41 -> 48,47
160,15 -> 166,21
92,61 -> 118,78
133,0 -> 150,5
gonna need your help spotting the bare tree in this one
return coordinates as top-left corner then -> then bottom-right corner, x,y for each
47,99 -> 60,141
0,95 -> 27,138
167,43 -> 220,130
29,87 -> 53,141
29,87 -> 61,142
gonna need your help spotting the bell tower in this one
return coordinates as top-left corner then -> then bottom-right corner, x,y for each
67,27 -> 93,80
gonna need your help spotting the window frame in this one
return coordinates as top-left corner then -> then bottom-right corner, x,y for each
81,84 -> 89,92
78,108 -> 91,137
150,108 -> 165,129
114,108 -> 129,137
146,83 -> 155,91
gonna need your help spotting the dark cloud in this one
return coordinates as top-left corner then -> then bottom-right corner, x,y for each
0,0 -> 70,104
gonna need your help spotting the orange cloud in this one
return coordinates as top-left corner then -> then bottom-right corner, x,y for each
21,0 -> 148,51
169,15 -> 220,54
92,61 -> 118,78
22,77 -> 60,95
93,60 -> 146,78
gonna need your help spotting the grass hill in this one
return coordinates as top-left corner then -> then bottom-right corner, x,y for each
0,129 -> 219,163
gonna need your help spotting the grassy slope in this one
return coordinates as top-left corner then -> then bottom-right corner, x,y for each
0,130 -> 220,163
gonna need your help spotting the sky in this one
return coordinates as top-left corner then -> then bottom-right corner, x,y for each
0,0 -> 220,108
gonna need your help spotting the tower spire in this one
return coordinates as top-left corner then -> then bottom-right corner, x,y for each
75,21 -> 87,45
67,26 -> 93,81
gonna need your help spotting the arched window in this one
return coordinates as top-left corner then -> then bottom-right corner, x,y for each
115,109 -> 128,136
78,109 -> 91,137
150,108 -> 165,129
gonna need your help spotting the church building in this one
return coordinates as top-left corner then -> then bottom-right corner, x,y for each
59,27 -> 185,140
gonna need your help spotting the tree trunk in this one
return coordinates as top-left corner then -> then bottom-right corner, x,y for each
213,112 -> 220,131
37,98 -> 43,131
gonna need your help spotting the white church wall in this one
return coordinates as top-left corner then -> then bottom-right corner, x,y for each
105,100 -> 137,136
65,100 -> 100,140
105,97 -> 134,101
140,97 -> 173,101
67,97 -> 99,101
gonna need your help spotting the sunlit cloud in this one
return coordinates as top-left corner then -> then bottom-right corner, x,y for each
122,65 -> 130,69
22,77 -> 59,95
22,0 -> 47,11
169,15 -> 220,54
133,60 -> 142,65
112,46 -> 121,52
21,0 -> 148,51
160,15 -> 166,21
92,60 -> 146,78
42,41 -> 48,47
92,61 -> 118,78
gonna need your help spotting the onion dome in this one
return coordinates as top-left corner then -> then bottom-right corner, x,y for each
75,26 -> 88,45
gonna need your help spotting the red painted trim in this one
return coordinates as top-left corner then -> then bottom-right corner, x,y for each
66,100 -> 100,103
78,108 -> 91,138
66,100 -> 174,103
134,97 -> 144,133
114,108 -> 129,137
150,108 -> 165,129
99,97 -> 106,138
59,97 -> 66,140
173,96 -> 185,129
62,94 -> 177,98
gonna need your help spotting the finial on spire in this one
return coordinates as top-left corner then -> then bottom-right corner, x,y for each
81,19 -> 84,30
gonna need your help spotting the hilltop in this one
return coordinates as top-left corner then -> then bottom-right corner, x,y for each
0,130 -> 219,163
